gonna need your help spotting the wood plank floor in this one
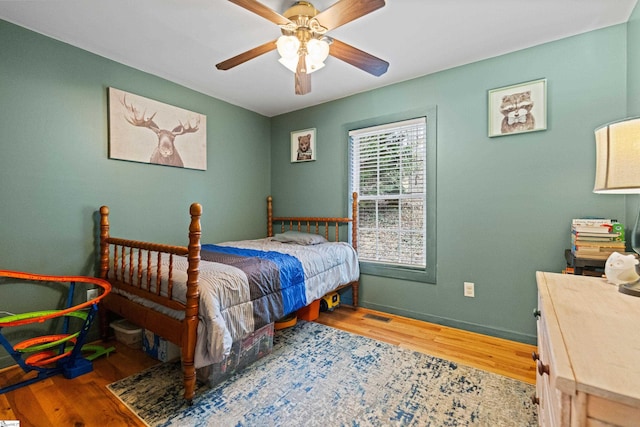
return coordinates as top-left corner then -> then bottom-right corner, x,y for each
0,307 -> 536,426
315,307 -> 537,385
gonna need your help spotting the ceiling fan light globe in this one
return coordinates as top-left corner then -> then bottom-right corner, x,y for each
276,35 -> 300,59
279,56 -> 324,74
307,38 -> 330,63
306,59 -> 325,74
278,56 -> 299,73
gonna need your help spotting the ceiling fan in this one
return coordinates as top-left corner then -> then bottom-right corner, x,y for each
215,0 -> 389,95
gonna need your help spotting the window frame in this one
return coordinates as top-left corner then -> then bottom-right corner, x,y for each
347,107 -> 437,284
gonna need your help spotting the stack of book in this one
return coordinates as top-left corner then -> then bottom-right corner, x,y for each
571,218 -> 626,259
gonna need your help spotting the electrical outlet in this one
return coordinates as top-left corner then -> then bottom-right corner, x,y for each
86,288 -> 99,302
464,282 -> 475,298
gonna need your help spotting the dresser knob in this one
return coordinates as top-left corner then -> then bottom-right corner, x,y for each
533,308 -> 541,319
537,360 -> 550,376
531,394 -> 540,405
532,351 -> 540,361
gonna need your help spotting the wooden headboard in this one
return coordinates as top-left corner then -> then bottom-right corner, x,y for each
266,192 -> 358,250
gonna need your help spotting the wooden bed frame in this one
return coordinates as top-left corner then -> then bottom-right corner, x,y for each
98,193 -> 358,403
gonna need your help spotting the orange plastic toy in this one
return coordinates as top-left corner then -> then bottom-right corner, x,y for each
0,270 -> 114,394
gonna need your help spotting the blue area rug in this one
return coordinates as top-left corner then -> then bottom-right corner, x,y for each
108,321 -> 537,426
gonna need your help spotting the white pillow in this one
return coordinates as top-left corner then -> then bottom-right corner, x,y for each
272,231 -> 328,245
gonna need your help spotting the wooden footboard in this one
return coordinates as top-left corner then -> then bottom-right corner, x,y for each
98,203 -> 202,404
266,192 -> 360,307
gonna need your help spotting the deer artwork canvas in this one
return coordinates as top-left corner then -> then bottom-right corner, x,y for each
108,88 -> 207,170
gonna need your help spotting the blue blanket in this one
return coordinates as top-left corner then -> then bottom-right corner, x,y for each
200,244 -> 306,328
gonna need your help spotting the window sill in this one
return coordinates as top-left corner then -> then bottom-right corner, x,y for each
359,262 -> 436,284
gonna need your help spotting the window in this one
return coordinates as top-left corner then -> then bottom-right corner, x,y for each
349,112 -> 436,283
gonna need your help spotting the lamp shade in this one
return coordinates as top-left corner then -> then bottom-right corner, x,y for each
594,117 -> 640,194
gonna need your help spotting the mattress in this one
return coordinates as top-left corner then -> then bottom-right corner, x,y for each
110,237 -> 359,368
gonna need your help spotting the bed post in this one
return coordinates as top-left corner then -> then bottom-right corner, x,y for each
351,192 -> 359,308
99,206 -> 110,279
267,196 -> 273,237
183,202 -> 202,404
99,206 -> 110,340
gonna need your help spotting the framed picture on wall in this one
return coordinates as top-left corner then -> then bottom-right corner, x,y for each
291,128 -> 316,162
108,87 -> 207,170
488,78 -> 547,137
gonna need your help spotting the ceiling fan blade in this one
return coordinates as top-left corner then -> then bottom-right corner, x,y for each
228,0 -> 292,26
314,0 -> 385,32
295,73 -> 311,95
295,55 -> 311,95
215,39 -> 277,70
329,38 -> 388,77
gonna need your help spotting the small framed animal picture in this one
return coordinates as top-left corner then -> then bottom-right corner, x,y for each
488,78 -> 547,137
291,128 -> 316,162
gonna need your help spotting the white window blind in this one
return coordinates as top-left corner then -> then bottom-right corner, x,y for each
350,117 -> 427,268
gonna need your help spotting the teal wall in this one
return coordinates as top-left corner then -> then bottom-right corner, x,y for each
0,10 -> 637,369
629,4 -> 640,116
0,20 -> 271,367
271,24 -> 630,344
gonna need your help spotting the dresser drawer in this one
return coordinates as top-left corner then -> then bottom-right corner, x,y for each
536,291 -> 572,426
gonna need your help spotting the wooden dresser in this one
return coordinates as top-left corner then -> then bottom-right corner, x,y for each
535,272 -> 640,426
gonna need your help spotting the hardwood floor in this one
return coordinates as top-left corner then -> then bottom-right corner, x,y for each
0,307 -> 536,426
0,340 -> 157,427
315,307 -> 537,385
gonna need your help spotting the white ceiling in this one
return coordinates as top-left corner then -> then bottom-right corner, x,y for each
1,0 -> 637,117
